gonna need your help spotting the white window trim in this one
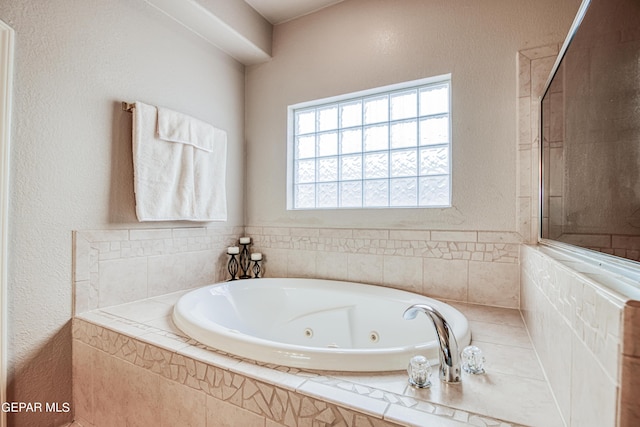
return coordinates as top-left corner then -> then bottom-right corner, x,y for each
286,74 -> 452,210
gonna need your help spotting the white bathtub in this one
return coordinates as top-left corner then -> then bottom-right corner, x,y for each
172,278 -> 471,372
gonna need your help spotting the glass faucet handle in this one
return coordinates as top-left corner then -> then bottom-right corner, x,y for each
407,355 -> 432,388
461,345 -> 485,374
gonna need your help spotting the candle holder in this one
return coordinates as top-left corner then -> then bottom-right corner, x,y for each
227,254 -> 239,280
252,259 -> 262,278
227,246 -> 240,281
239,239 -> 251,279
251,253 -> 263,278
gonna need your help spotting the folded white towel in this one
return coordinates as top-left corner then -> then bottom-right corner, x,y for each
132,102 -> 227,222
157,106 -> 215,152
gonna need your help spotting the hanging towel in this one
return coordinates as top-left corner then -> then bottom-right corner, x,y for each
132,101 -> 227,221
157,106 -> 216,152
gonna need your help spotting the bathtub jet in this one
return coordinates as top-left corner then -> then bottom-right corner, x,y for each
173,278 -> 471,372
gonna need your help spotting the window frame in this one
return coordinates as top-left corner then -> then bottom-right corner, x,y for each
286,74 -> 452,210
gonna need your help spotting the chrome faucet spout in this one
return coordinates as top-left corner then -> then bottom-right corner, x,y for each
403,304 -> 461,383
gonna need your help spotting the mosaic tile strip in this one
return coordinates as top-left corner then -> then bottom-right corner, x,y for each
246,227 -> 520,263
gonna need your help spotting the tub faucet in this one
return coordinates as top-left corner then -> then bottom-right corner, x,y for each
403,304 -> 461,383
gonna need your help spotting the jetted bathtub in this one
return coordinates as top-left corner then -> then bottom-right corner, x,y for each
172,278 -> 471,371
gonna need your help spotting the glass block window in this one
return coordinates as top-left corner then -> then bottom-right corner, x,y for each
287,76 -> 451,209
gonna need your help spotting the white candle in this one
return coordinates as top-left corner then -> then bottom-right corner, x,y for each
239,237 -> 251,244
250,252 -> 262,261
227,246 -> 239,255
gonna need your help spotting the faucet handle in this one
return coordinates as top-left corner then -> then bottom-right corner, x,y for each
461,345 -> 485,374
407,355 -> 432,388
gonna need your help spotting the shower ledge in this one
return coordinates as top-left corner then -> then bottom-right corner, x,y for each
73,291 -> 563,427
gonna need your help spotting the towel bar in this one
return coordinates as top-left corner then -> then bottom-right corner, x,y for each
122,102 -> 135,112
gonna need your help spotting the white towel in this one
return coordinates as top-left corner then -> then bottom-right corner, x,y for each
132,102 -> 227,221
157,106 -> 215,152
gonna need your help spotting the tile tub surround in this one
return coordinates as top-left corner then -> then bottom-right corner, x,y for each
73,226 -> 243,314
74,225 -> 523,314
72,292 -> 562,427
245,226 -> 521,308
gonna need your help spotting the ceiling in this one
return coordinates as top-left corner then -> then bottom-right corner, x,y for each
245,0 -> 345,25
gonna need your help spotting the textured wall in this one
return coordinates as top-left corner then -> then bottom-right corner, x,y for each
245,0 -> 581,231
0,0 -> 245,425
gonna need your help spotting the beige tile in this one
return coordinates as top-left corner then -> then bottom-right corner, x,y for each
178,345 -> 243,371
431,231 -> 477,242
404,369 -> 563,427
450,302 -> 523,327
477,232 -> 521,244
206,395 -> 266,427
518,53 -> 531,98
347,253 -> 384,285
353,229 -> 389,239
470,340 -> 544,381
468,261 -> 519,308
286,250 -> 316,278
74,232 -> 92,282
319,371 -> 409,396
79,229 -> 129,242
98,257 -> 148,307
159,376 -> 207,427
297,381 -> 388,418
186,250 -> 219,287
389,229 -> 430,241
173,227 -> 207,238
536,305 -> 572,424
261,248 -> 289,278
468,320 -> 531,348
383,256 -> 422,293
129,228 -> 173,240
232,361 -> 307,391
74,280 -> 97,315
422,258 -> 468,302
101,299 -> 172,323
72,341 -> 94,425
290,227 -> 320,237
92,350 -> 129,427
316,251 -> 349,281
569,334 -> 618,427
319,227 -> 353,238
530,56 -> 556,97
385,404 -> 469,427
123,359 -> 162,427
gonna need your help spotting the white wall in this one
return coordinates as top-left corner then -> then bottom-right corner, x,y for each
0,0 -> 245,425
245,0 -> 581,231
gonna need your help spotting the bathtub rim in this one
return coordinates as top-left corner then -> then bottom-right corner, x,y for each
172,277 -> 471,372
